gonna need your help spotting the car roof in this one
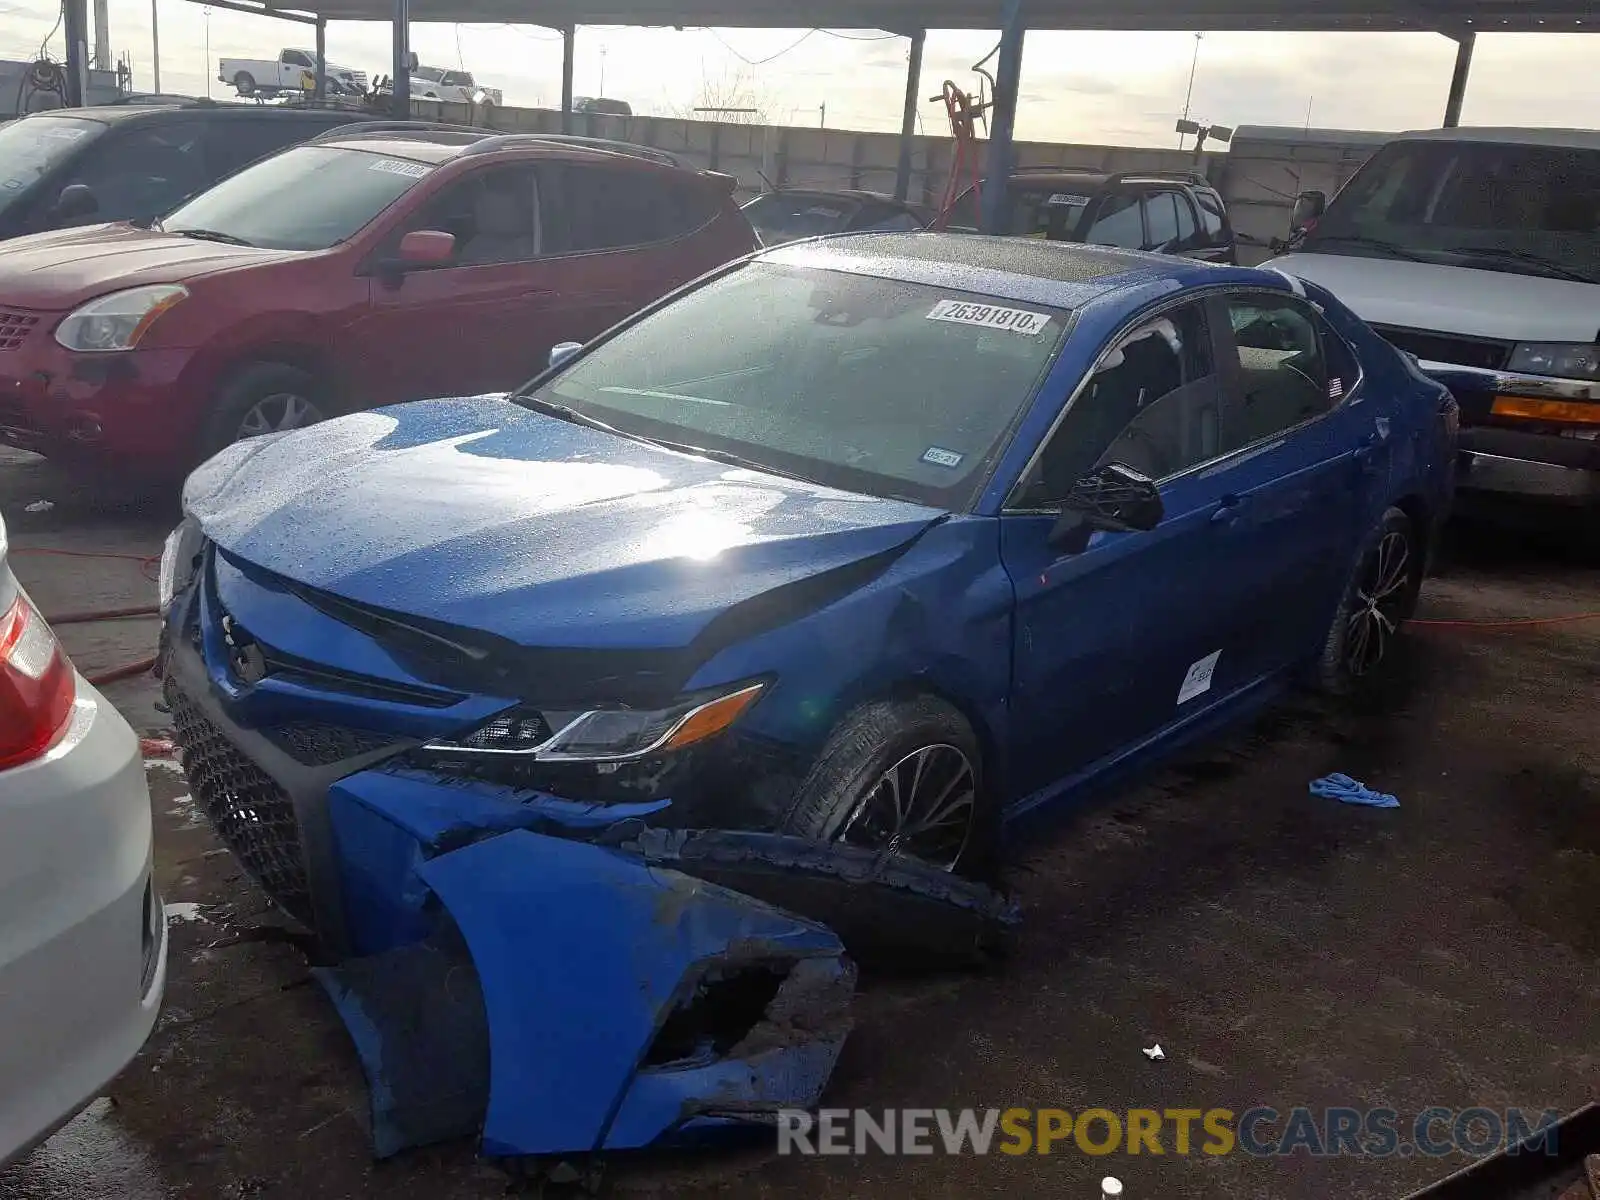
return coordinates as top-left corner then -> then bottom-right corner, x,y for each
309,128 -> 691,172
1392,126 -> 1600,151
759,232 -> 1276,309
753,188 -> 910,206
17,103 -> 367,127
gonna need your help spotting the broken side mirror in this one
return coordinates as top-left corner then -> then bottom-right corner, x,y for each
1049,462 -> 1164,550
549,341 -> 582,369
54,183 -> 98,222
1290,189 -> 1326,234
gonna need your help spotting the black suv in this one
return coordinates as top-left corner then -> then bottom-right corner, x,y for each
0,101 -> 379,241
945,169 -> 1237,263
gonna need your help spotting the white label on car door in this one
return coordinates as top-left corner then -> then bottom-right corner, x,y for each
927,300 -> 1051,336
1177,650 -> 1222,706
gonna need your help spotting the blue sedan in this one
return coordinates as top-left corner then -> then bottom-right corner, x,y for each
161,234 -> 1457,916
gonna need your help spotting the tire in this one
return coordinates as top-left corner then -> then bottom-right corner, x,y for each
781,695 -> 998,879
233,71 -> 256,96
1316,506 -> 1424,695
199,362 -> 328,462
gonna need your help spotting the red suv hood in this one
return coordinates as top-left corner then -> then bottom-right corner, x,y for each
0,223 -> 297,309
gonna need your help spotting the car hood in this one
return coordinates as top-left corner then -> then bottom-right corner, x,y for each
0,223 -> 295,308
186,395 -> 946,651
1267,251 -> 1600,344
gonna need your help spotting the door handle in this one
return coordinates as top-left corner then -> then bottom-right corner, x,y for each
1209,495 -> 1246,525
520,288 -> 557,299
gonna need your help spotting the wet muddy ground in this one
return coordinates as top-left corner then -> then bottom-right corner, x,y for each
1,447 -> 1596,1200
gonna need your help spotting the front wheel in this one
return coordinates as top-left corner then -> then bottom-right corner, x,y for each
199,362 -> 328,462
1316,506 -> 1424,694
781,695 -> 998,879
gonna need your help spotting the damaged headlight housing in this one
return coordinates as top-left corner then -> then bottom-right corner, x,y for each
55,284 -> 189,352
427,681 -> 766,764
158,516 -> 205,615
1506,342 -> 1600,381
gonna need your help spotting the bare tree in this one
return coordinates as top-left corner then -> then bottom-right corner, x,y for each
665,64 -> 776,125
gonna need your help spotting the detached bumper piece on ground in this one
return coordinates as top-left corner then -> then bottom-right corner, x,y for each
162,619 -> 1016,1162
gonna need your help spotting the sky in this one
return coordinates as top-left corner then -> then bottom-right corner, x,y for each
2,0 -> 1599,146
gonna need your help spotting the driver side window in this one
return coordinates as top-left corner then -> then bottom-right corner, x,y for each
1016,300 -> 1218,507
395,165 -> 542,266
38,121 -> 207,228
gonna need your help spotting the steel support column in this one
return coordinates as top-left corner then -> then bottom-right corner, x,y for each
894,29 -> 927,202
62,0 -> 90,107
314,17 -> 328,99
391,0 -> 412,117
980,0 -> 1026,234
1442,30 -> 1475,127
561,25 -> 576,133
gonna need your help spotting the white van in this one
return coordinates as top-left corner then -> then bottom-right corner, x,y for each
1266,128 -> 1600,512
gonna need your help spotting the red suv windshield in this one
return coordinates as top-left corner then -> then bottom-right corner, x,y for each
160,145 -> 434,251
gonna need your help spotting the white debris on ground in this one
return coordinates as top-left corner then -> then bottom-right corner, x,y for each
23,500 -> 54,513
143,757 -> 186,776
163,902 -> 207,924
164,794 -> 205,827
1142,1044 -> 1164,1061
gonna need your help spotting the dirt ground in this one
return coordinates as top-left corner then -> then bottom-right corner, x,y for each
1,444 -> 1596,1200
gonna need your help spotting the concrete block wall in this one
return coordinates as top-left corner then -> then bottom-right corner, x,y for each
412,99 -> 1386,259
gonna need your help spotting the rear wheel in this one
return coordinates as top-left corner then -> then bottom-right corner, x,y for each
200,363 -> 328,461
233,70 -> 256,96
781,695 -> 998,879
1317,507 -> 1423,694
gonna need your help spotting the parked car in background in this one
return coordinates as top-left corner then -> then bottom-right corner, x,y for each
0,126 -> 757,477
0,103 -> 380,242
219,49 -> 367,98
946,169 -> 1237,263
573,97 -> 632,117
0,514 -> 165,1165
159,234 -> 1456,958
409,65 -> 501,106
742,188 -> 929,245
1265,127 -> 1600,516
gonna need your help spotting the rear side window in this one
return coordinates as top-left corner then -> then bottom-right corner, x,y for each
1143,191 -> 1181,248
53,120 -> 207,224
1221,294 -> 1338,451
541,164 -> 719,254
1196,191 -> 1226,238
204,117 -> 337,180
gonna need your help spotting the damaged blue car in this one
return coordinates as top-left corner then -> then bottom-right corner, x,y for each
157,233 -> 1456,1159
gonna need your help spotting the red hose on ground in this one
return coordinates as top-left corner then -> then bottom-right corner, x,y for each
1411,611 -> 1600,631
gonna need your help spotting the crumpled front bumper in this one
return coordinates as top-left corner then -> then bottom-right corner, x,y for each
163,593 -> 1017,1161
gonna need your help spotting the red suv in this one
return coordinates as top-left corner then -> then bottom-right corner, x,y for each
0,126 -> 757,477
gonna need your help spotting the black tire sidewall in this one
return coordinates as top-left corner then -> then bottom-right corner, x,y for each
199,362 -> 322,464
782,695 -> 998,877
235,72 -> 255,95
1318,506 -> 1420,695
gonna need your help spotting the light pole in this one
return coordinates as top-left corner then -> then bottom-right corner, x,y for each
1178,32 -> 1203,149
598,45 -> 606,96
202,6 -> 211,98
150,0 -> 161,91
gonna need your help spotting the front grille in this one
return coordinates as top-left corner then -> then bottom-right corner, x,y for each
0,307 -> 40,352
262,720 -> 399,767
1372,324 -> 1512,373
172,692 -> 315,927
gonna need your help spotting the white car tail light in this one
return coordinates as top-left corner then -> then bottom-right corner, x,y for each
0,593 -> 75,770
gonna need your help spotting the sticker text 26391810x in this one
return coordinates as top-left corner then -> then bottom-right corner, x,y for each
927,300 -> 1052,336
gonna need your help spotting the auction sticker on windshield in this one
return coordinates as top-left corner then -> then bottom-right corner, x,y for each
368,158 -> 431,179
927,300 -> 1051,336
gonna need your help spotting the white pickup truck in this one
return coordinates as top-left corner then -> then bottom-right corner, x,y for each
218,49 -> 368,98
409,65 -> 501,105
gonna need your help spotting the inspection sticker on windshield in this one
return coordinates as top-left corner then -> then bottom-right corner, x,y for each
1046,192 -> 1091,207
368,158 -> 431,178
927,300 -> 1051,336
1177,650 -> 1222,706
922,446 -> 965,469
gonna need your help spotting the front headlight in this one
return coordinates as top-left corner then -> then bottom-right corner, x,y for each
158,516 -> 205,615
1506,342 -> 1600,382
54,284 -> 188,353
428,681 -> 766,764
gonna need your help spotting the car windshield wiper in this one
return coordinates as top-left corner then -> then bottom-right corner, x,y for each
1303,234 -> 1427,262
634,436 -> 819,485
1444,245 -> 1600,285
518,394 -> 631,437
170,227 -> 255,247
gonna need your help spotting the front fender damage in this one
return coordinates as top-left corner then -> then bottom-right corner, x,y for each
311,773 -> 1016,1162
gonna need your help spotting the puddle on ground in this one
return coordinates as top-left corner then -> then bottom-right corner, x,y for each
0,1097 -> 170,1200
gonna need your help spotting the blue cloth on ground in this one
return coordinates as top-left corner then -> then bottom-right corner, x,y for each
1309,773 -> 1399,809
